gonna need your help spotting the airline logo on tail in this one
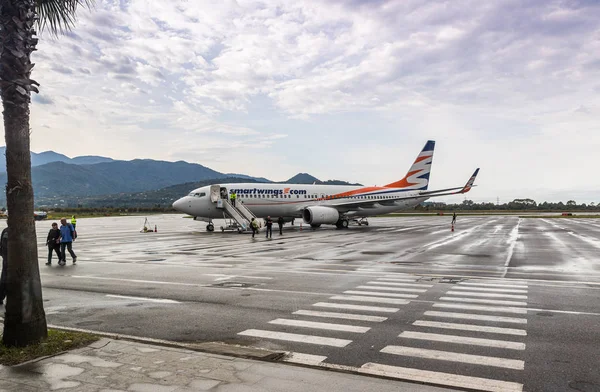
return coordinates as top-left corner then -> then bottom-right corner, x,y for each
385,140 -> 435,190
461,168 -> 480,193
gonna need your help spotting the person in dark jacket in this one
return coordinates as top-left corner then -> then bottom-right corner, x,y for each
277,217 -> 284,235
46,222 -> 62,266
59,217 -> 77,266
265,216 -> 273,238
0,226 -> 8,305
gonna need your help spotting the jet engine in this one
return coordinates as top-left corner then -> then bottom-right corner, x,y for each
302,206 -> 340,225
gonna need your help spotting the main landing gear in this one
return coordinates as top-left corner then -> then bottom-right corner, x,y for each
336,219 -> 349,229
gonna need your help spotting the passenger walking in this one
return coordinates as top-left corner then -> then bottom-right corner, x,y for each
265,216 -> 273,238
46,222 -> 62,266
452,212 -> 457,225
277,217 -> 284,235
230,191 -> 237,207
71,215 -> 77,230
0,226 -> 7,305
251,218 -> 259,238
59,217 -> 77,266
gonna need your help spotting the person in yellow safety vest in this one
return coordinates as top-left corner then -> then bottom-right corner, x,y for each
71,215 -> 77,230
230,191 -> 237,208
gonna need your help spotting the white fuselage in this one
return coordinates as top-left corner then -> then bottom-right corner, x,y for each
172,182 -> 428,220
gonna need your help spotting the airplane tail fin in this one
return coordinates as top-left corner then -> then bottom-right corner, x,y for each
385,140 -> 435,190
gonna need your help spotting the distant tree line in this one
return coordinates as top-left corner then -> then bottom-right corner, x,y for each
419,198 -> 600,211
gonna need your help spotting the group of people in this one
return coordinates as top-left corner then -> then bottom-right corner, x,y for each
46,216 -> 78,266
250,216 -> 285,238
0,215 -> 77,306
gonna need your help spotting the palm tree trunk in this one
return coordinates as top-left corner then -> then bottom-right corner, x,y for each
1,0 -> 48,347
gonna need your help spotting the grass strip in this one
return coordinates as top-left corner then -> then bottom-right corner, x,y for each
0,329 -> 99,366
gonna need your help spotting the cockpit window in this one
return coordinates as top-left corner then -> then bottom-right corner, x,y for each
189,192 -> 206,197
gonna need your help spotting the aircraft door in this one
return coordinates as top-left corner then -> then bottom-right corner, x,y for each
220,187 -> 228,200
210,185 -> 221,203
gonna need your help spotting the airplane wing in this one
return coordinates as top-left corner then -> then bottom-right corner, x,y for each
327,168 -> 480,211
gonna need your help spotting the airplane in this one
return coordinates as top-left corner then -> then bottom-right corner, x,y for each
172,140 -> 479,232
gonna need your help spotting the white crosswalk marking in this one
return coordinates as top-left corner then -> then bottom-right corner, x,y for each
359,363 -> 523,392
343,290 -> 418,299
357,285 -> 428,293
330,295 -> 411,305
313,302 -> 399,313
238,329 -> 352,347
458,279 -> 528,288
283,353 -> 327,365
399,331 -> 526,350
293,310 -> 387,322
381,345 -> 524,370
368,281 -> 432,288
413,320 -> 527,336
268,318 -> 370,333
433,303 -> 528,314
451,286 -> 528,294
447,291 -> 528,299
460,282 -> 527,289
440,297 -> 527,306
424,311 -> 528,324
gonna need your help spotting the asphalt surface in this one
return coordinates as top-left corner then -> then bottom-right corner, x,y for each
12,214 -> 600,392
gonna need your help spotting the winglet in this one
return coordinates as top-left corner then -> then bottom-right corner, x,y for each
460,168 -> 480,193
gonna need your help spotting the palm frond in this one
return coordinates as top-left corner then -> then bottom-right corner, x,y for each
35,0 -> 94,35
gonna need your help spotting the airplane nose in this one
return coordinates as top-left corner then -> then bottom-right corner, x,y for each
172,197 -> 188,213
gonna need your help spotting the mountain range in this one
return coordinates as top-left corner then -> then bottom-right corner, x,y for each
0,148 -> 359,207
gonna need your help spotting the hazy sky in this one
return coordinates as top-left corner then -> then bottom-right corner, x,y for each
10,0 -> 600,203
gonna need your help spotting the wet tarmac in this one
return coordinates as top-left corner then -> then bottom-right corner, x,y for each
18,214 -> 600,391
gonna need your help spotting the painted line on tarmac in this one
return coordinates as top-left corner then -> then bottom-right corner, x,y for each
459,282 -> 528,289
292,310 -> 387,322
381,345 -> 524,370
413,320 -> 527,336
313,302 -> 399,313
424,311 -> 528,324
356,285 -> 428,293
433,303 -> 528,314
268,319 -> 370,333
330,295 -> 411,305
343,290 -> 418,299
359,363 -> 523,392
446,291 -> 527,299
367,281 -> 432,288
238,329 -> 352,347
451,286 -> 528,294
398,331 -> 526,350
106,294 -> 180,304
440,297 -> 527,307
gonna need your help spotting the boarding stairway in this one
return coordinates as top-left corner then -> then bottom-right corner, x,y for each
220,199 -> 257,232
